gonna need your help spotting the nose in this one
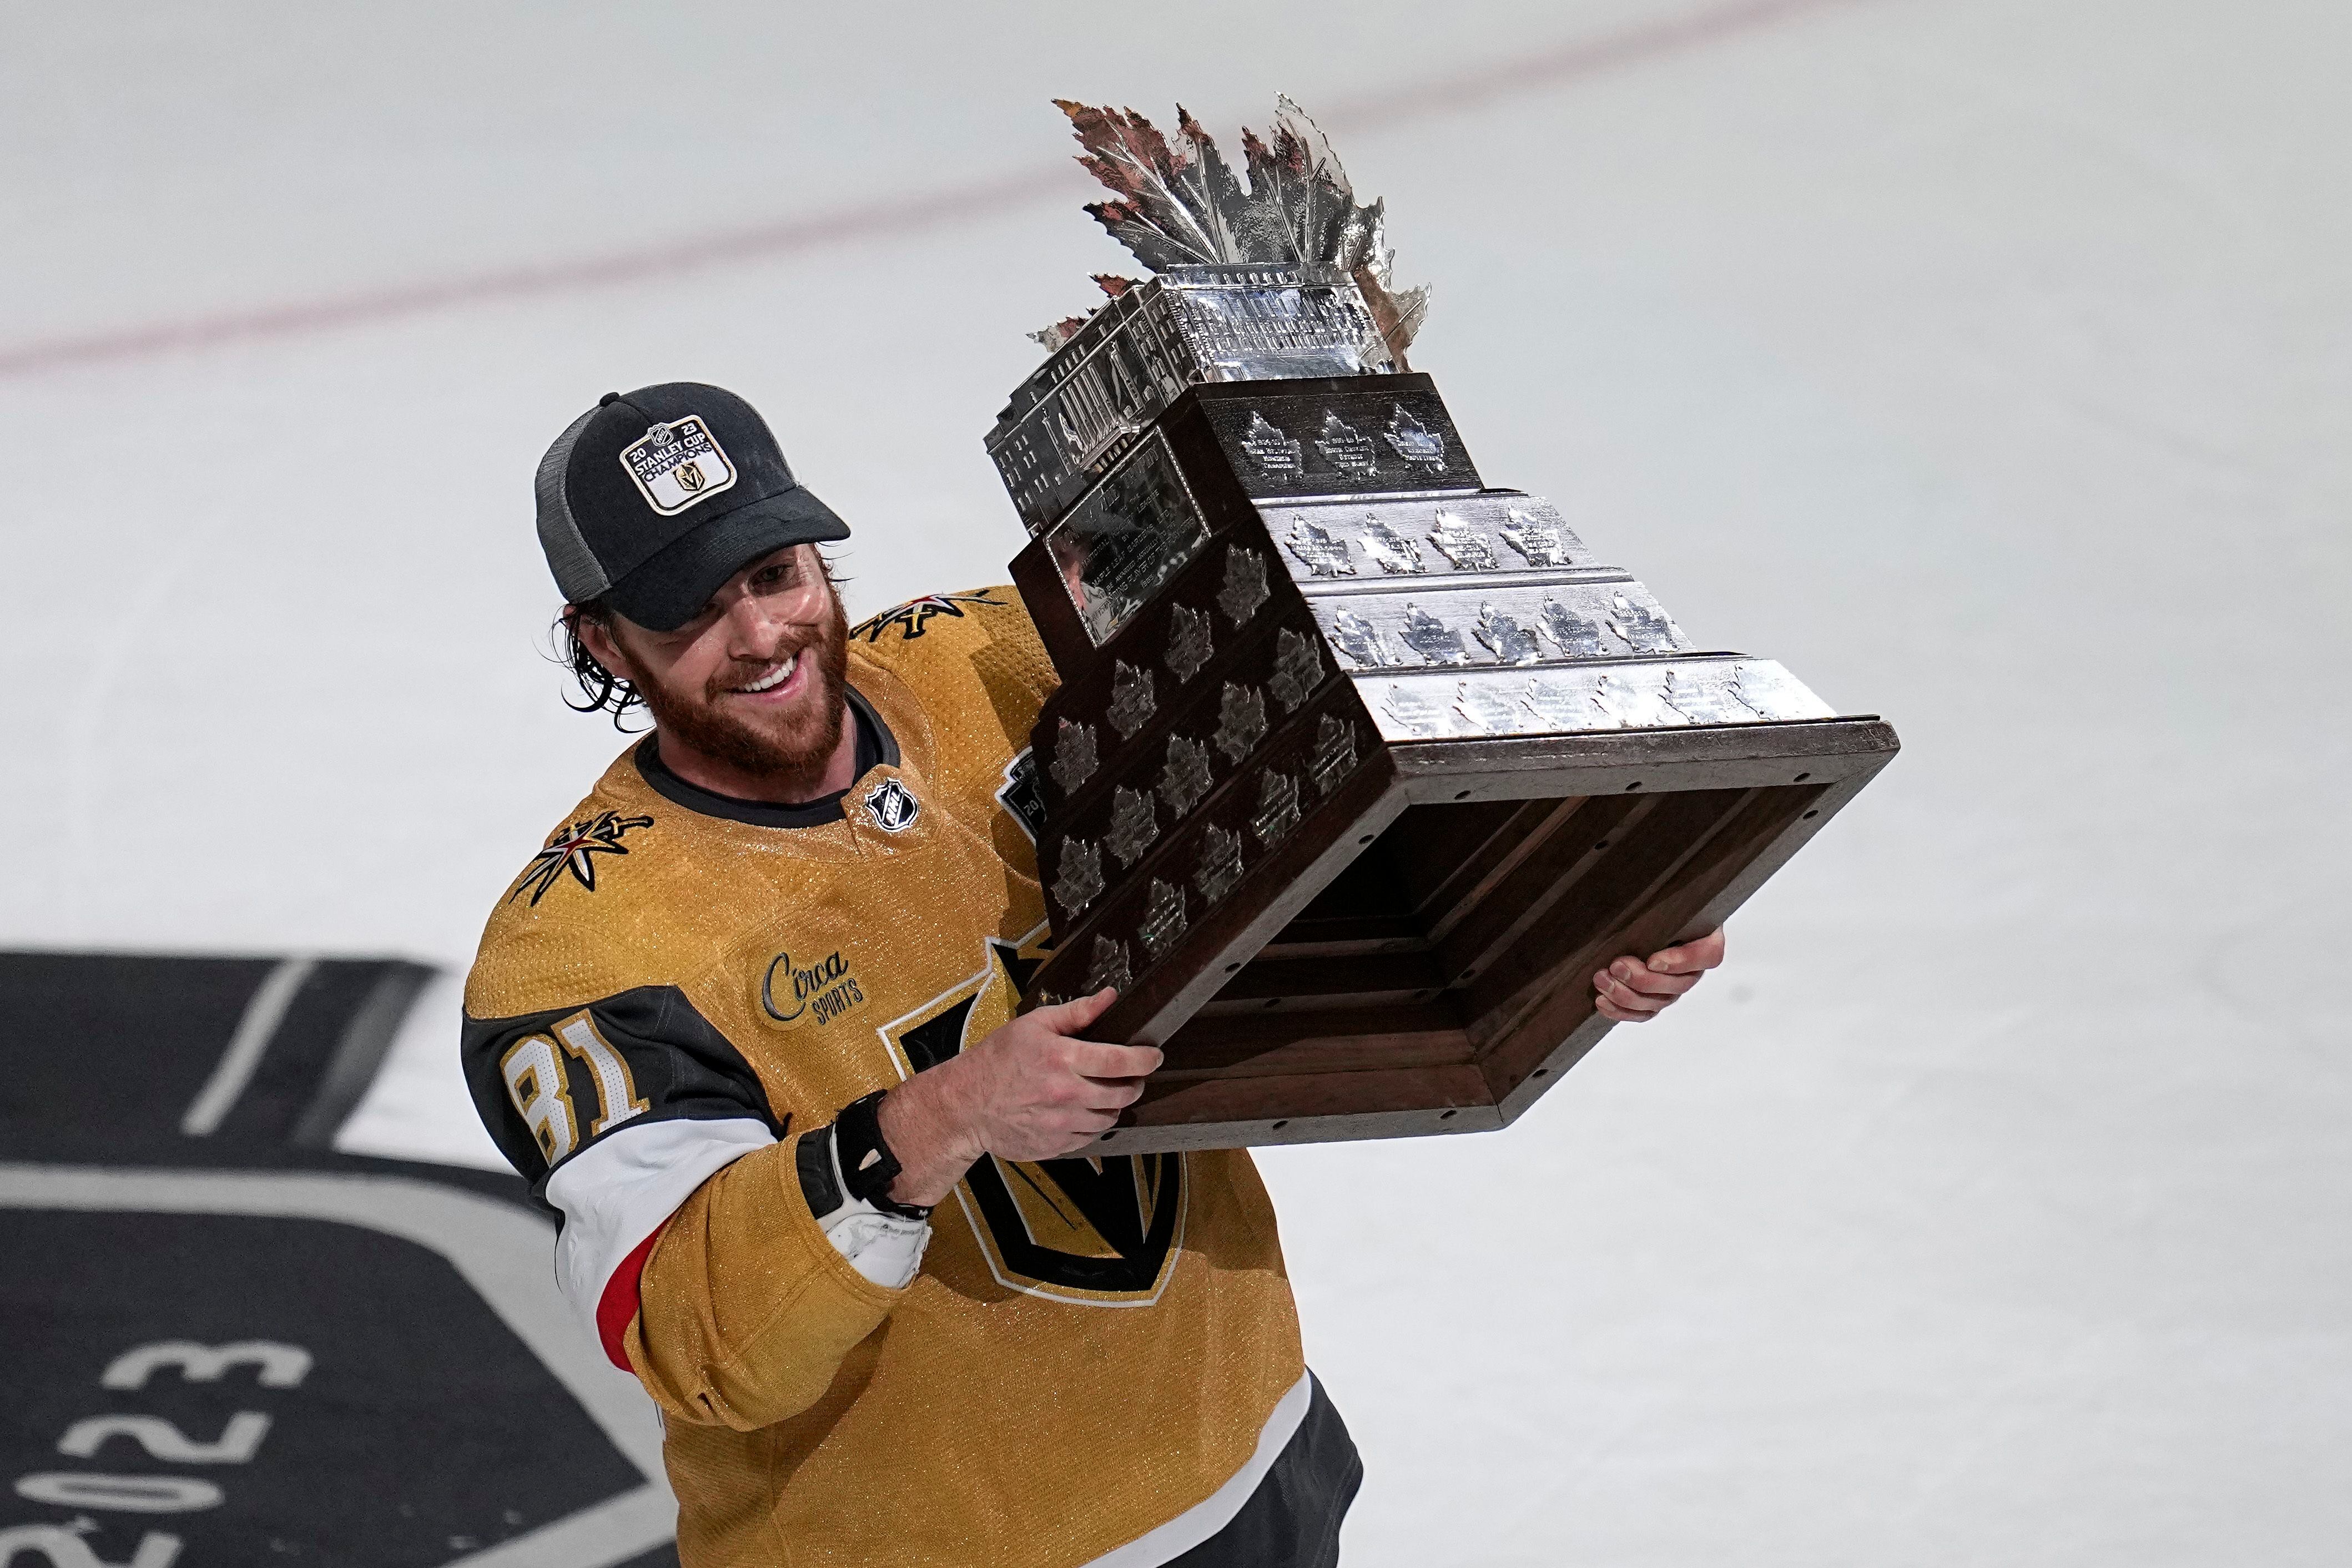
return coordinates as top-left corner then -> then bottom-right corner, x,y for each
722,592 -> 797,662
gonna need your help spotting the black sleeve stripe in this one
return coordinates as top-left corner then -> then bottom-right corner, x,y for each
461,984 -> 781,1202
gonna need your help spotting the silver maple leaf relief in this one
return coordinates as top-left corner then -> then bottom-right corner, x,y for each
1034,97 -> 1429,364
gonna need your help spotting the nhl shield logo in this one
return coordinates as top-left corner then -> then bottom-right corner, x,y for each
862,777 -> 920,834
620,415 -> 738,515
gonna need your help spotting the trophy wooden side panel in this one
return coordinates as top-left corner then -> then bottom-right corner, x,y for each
1019,523 -> 1397,1040
1091,718 -> 1897,1152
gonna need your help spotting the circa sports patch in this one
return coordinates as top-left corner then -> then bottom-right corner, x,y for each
619,415 -> 738,515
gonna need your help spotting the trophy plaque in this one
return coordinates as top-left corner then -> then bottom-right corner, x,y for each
994,99 -> 1899,1152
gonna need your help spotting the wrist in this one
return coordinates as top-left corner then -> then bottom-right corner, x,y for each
878,1065 -> 984,1207
830,1090 -> 930,1219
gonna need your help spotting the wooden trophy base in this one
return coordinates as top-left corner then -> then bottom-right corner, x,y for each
1092,716 -> 1895,1152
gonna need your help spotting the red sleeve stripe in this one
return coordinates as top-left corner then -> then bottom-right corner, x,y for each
595,1223 -> 667,1372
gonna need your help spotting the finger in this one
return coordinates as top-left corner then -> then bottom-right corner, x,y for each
1034,986 -> 1119,1034
1069,1040 -> 1164,1079
1015,1118 -> 1121,1162
1016,1102 -> 1121,1143
1593,971 -> 1671,1015
1043,1121 -> 1117,1158
1648,927 -> 1726,975
1075,1076 -> 1147,1110
1600,957 -> 1700,999
1595,994 -> 1651,1024
1592,967 -> 1676,1007
1053,1107 -> 1122,1143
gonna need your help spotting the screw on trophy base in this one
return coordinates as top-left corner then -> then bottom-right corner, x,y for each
992,97 -> 1899,1152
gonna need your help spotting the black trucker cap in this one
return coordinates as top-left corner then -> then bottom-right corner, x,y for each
534,381 -> 849,631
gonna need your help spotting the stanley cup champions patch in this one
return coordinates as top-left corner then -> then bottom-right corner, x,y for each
620,416 -> 739,515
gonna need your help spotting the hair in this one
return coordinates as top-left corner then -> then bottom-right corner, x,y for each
550,547 -> 847,731
555,598 -> 648,730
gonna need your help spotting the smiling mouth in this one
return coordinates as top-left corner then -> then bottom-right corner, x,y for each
731,652 -> 799,695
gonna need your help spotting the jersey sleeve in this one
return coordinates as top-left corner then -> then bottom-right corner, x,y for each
462,987 -> 917,1427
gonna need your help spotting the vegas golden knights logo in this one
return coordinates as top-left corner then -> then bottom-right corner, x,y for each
879,926 -> 1185,1305
674,458 -> 705,492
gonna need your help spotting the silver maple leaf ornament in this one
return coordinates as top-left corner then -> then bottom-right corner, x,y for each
1036,96 -> 1428,366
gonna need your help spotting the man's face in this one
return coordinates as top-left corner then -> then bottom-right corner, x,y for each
585,544 -> 851,779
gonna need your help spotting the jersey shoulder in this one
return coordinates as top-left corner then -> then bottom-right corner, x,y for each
465,746 -> 695,1022
849,584 -> 1057,737
848,584 -> 1043,667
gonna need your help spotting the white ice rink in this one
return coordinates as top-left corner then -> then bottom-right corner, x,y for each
7,1 -> 2349,1562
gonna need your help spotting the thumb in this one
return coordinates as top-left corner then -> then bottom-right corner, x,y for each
1034,986 -> 1118,1034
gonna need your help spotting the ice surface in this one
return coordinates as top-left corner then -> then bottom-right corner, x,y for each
333,972 -> 508,1171
5,1 -> 2349,1562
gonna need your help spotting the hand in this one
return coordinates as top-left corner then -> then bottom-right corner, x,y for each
1593,927 -> 1725,1024
876,989 -> 1160,1206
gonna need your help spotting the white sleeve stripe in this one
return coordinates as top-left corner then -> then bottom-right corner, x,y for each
543,1115 -> 777,1347
1082,1371 -> 1315,1567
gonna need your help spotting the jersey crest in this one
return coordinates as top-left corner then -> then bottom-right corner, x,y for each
879,926 -> 1185,1306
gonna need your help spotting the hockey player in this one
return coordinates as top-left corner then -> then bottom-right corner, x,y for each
464,382 -> 1723,1568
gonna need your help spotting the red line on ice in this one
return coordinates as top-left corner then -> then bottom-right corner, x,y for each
0,0 -> 1870,381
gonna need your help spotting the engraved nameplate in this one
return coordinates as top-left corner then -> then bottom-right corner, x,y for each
1046,431 -> 1210,648
1201,384 -> 1479,501
1256,493 -> 1589,588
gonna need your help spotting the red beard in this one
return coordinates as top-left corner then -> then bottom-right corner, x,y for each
637,588 -> 853,787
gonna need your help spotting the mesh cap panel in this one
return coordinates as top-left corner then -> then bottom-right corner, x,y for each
535,404 -> 610,604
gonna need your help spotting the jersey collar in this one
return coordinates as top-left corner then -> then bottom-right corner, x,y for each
631,683 -> 898,829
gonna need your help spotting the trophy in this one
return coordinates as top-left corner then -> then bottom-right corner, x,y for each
994,99 -> 1898,1152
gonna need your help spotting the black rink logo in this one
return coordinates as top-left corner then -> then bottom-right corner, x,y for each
762,950 -> 864,1025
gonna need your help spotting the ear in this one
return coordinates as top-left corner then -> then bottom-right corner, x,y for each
571,608 -> 640,687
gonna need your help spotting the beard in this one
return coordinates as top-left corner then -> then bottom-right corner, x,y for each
637,586 -> 853,789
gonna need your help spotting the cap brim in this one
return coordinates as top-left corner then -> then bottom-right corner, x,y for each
605,486 -> 850,631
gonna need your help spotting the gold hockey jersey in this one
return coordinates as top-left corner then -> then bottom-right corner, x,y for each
462,588 -> 1312,1568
